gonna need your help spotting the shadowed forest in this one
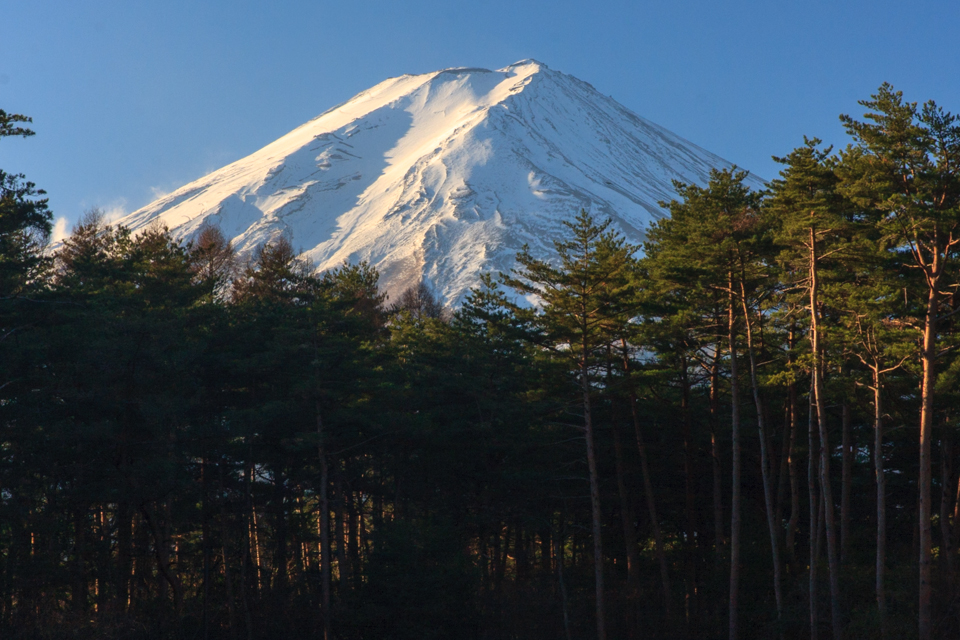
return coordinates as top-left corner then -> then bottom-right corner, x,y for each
2,84 -> 959,640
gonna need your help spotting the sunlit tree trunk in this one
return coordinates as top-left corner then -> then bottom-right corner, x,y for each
738,281 -> 783,630
808,389 -> 820,640
918,285 -> 938,640
809,227 -> 842,640
871,368 -> 887,640
728,277 -> 742,640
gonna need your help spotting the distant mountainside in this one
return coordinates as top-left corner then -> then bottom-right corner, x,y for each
117,60 -> 764,305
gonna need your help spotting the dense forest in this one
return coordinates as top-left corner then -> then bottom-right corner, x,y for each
1,84 -> 959,640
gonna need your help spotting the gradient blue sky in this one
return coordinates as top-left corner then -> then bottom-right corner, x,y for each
2,0 -> 958,233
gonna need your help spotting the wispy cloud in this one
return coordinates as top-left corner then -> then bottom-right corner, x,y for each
150,185 -> 172,200
51,217 -> 70,243
103,198 -> 128,223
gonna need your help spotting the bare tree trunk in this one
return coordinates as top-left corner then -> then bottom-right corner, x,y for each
514,521 -> 529,585
809,228 -> 842,640
250,498 -> 262,597
808,389 -> 820,640
841,391 -> 852,566
348,490 -> 362,591
620,340 -> 672,623
940,433 -> 954,577
334,468 -> 349,587
607,352 -> 640,593
273,469 -> 289,598
612,416 -> 641,590
201,457 -> 211,640
872,370 -> 887,640
554,523 -> 573,640
953,470 -> 960,591
497,523 -> 509,589
140,504 -> 184,615
117,502 -> 132,612
580,355 -> 606,640
218,462 -> 237,636
917,288 -> 938,640
786,377 -> 800,568
72,508 -> 88,614
728,279 -> 742,640
710,345 -> 725,552
241,456 -> 253,640
680,356 -> 699,632
739,283 -> 783,630
919,286 -> 938,640
317,402 -> 332,640
776,400 -> 791,550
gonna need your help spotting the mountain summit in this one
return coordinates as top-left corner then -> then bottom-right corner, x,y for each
117,60 -> 763,305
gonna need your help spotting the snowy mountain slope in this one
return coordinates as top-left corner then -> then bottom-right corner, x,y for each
117,60 -> 764,305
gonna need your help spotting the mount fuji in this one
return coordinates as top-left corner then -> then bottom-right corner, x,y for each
116,60 -> 764,305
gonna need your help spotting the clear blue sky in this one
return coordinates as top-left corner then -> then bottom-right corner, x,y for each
2,0 -> 958,232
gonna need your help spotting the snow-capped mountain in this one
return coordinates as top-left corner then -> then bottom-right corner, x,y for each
117,60 -> 764,305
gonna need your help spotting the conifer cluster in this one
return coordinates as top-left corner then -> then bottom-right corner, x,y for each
1,85 -> 959,639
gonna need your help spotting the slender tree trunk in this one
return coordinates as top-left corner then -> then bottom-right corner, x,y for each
612,415 -> 641,590
117,502 -> 132,612
241,454 -> 253,640
786,375 -> 800,568
941,431 -> 955,576
140,504 -> 184,615
251,498 -> 262,596
580,354 -> 606,640
317,402 -> 332,640
841,390 -> 852,566
776,401 -> 791,548
872,369 -> 887,640
919,285 -> 938,640
710,345 -> 725,552
334,469 -> 349,587
72,508 -> 88,614
496,523 -> 508,590
808,388 -> 820,640
680,356 -> 699,632
201,457 -> 211,640
218,461 -> 237,636
728,278 -> 742,640
607,352 -> 640,593
348,490 -> 362,591
518,523 -> 532,585
952,470 -> 960,592
273,469 -> 289,598
97,507 -> 107,615
620,340 -> 672,622
554,523 -> 573,640
539,528 -> 552,574
739,283 -> 783,630
809,227 -> 842,640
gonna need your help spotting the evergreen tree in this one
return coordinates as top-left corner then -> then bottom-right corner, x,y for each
647,168 -> 770,640
0,110 -> 51,296
499,210 -> 638,640
768,139 -> 857,639
839,85 -> 960,640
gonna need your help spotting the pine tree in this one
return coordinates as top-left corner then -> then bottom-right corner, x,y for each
647,168 -> 770,640
768,138 -> 855,639
0,110 -> 51,297
839,85 -> 960,640
499,210 -> 638,640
